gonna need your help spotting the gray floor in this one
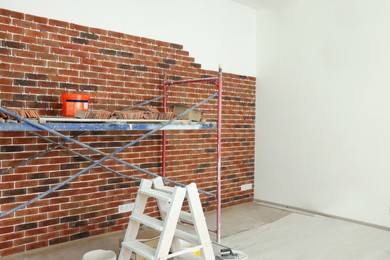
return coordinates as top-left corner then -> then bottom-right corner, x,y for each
222,209 -> 390,259
4,202 -> 390,259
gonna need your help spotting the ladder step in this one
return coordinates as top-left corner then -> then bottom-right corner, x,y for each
139,188 -> 172,201
174,253 -> 203,260
167,245 -> 204,259
154,185 -> 175,193
131,214 -> 164,231
122,240 -> 155,260
175,229 -> 199,245
179,211 -> 194,222
161,210 -> 194,222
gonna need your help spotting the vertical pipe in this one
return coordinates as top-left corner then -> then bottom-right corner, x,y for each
162,74 -> 168,178
216,65 -> 223,243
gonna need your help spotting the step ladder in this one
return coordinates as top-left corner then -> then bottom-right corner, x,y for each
118,177 -> 215,260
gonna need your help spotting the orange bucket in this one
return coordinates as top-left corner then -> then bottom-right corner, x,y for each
61,93 -> 90,117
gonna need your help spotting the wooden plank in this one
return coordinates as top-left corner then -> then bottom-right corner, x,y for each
39,117 -> 192,124
0,122 -> 217,132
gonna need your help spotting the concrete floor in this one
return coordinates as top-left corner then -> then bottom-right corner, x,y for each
223,206 -> 390,259
4,202 -> 390,259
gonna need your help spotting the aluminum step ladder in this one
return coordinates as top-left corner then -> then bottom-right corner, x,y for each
118,177 -> 215,260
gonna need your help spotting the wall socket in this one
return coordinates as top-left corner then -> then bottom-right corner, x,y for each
241,183 -> 252,191
118,203 -> 135,213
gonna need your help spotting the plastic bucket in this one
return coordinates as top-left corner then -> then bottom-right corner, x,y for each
82,249 -> 116,260
61,93 -> 90,117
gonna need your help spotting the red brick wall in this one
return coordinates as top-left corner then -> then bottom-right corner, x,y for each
0,8 -> 256,257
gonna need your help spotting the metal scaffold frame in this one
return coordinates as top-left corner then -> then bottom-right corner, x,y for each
0,67 -> 223,242
163,66 -> 223,242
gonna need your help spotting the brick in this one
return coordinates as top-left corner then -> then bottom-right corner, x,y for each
13,93 -> 37,101
12,34 -> 37,44
0,47 -> 9,55
80,85 -> 98,92
98,221 -> 115,228
38,204 -> 60,213
117,64 -> 132,70
28,172 -> 48,179
0,15 -> 11,24
0,245 -> 25,256
49,236 -> 69,245
0,145 -> 24,152
99,48 -> 116,56
98,185 -> 115,192
0,231 -> 24,243
163,58 -> 176,65
1,174 -> 26,182
157,63 -> 170,69
119,51 -> 134,58
133,65 -> 148,71
25,14 -> 48,24
2,188 -> 26,196
13,79 -> 37,87
28,186 -> 50,193
25,73 -> 48,80
0,197 -> 16,204
15,222 -> 38,232
70,231 -> 90,241
0,24 -> 25,35
48,19 -> 69,28
69,220 -> 88,228
140,162 -> 162,169
169,76 -> 183,81
107,213 -> 124,221
0,9 -> 24,19
39,219 -> 59,227
60,82 -> 79,90
4,41 -> 26,49
170,43 -> 183,49
80,32 -> 99,40
60,215 -> 80,223
11,18 -> 33,29
190,63 -> 201,68
0,241 -> 13,250
71,37 -> 89,45
0,227 -> 14,235
193,168 -> 205,174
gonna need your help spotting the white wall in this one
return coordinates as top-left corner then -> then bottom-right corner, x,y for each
0,0 -> 256,76
255,0 -> 390,228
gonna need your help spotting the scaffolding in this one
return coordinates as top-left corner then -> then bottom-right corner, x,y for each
0,67 -> 223,242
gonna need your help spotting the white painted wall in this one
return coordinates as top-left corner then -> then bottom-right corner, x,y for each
255,0 -> 390,228
0,0 -> 256,76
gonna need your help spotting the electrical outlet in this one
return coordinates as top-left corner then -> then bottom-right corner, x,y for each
241,184 -> 252,191
118,203 -> 135,213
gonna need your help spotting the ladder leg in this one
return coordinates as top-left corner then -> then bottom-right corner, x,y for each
155,178 -> 215,260
186,183 -> 215,260
118,179 -> 153,260
154,185 -> 186,259
153,177 -> 184,258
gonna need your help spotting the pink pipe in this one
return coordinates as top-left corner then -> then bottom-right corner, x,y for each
216,66 -> 223,242
165,77 -> 219,86
162,75 -> 168,178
